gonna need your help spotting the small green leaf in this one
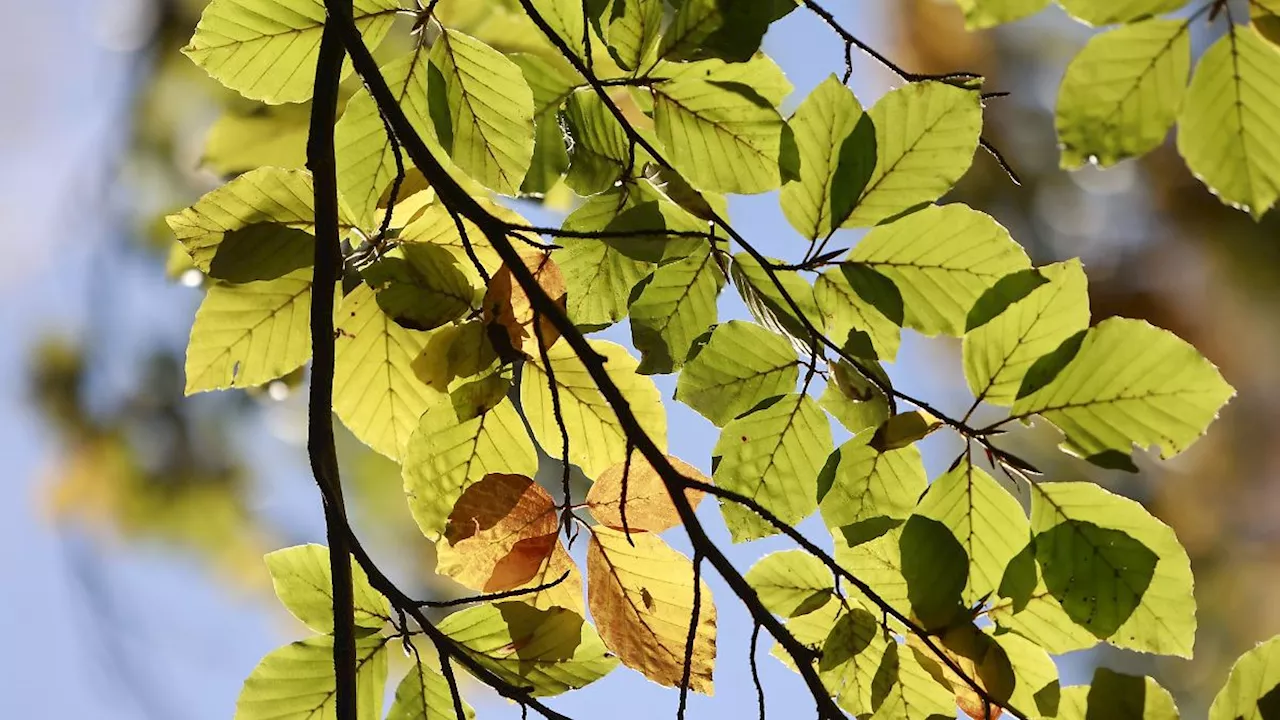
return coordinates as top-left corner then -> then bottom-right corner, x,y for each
843,82 -> 984,227
955,0 -> 1050,29
869,410 -> 941,452
522,340 -> 667,477
746,550 -> 835,617
527,0 -> 588,59
387,657 -> 476,720
713,394 -> 832,542
430,29 -> 536,194
731,253 -> 822,350
601,0 -> 664,70
564,89 -> 635,194
1058,0 -> 1185,27
235,636 -> 389,720
203,103 -> 309,176
1209,635 -> 1280,720
652,54 -> 793,107
781,75 -> 872,240
659,0 -> 797,63
654,77 -> 789,194
1177,25 -> 1280,219
185,270 -> 313,394
438,602 -> 618,696
964,260 -> 1090,406
818,360 -> 892,435
815,263 -> 903,361
403,397 -> 538,539
675,320 -> 800,427
1011,317 -> 1234,461
630,243 -> 723,374
362,245 -> 477,332
869,644 -> 959,720
1057,19 -> 1191,169
264,544 -> 391,634
183,0 -> 400,104
849,204 -> 1030,336
334,284 -> 436,461
512,53 -> 577,194
817,435 -> 926,546
1031,481 -> 1196,657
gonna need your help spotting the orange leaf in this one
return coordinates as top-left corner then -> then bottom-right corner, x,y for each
512,541 -> 585,614
482,251 -> 567,358
437,473 -> 558,592
585,454 -> 709,533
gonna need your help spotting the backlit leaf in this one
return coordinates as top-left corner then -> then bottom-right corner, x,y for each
630,243 -> 723,374
235,636 -> 388,720
712,394 -> 832,542
362,244 -> 477,332
587,527 -> 717,693
439,602 -> 618,696
675,320 -> 800,427
1208,635 -> 1280,720
818,435 -> 927,547
1030,481 -> 1196,657
1057,19 -> 1191,169
1057,667 -> 1178,720
955,0 -> 1050,29
264,543 -> 391,634
334,284 -> 435,461
601,0 -> 663,70
1177,25 -> 1280,219
183,0 -> 399,104
781,75 -> 871,239
387,657 -> 476,720
437,474 -> 559,592
1058,0 -> 1185,27
848,204 -> 1030,336
483,251 -> 567,358
1010,317 -> 1234,462
585,453 -> 708,533
521,340 -> 668,477
403,398 -> 539,539
745,550 -> 834,618
815,263 -> 904,362
512,541 -> 586,614
203,103 -> 309,176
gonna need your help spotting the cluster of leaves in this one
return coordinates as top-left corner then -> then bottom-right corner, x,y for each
958,0 -> 1280,219
165,0 -> 1278,718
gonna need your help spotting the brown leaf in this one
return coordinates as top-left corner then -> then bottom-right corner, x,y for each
437,473 -> 558,592
907,623 -> 1014,720
585,453 -> 709,533
512,541 -> 585,614
587,527 -> 716,693
482,251 -> 567,358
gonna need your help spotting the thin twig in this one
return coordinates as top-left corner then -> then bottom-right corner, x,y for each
676,551 -> 704,720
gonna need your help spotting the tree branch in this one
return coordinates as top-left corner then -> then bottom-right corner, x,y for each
306,14 -> 357,720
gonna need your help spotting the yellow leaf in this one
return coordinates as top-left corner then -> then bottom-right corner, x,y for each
587,527 -> 716,693
585,453 -> 707,533
483,251 -> 567,359
436,474 -> 559,592
512,541 -> 586,614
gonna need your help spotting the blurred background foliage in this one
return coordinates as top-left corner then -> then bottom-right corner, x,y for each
11,0 -> 1280,717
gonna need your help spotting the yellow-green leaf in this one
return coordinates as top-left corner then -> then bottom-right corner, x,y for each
676,320 -> 800,427
1058,0 -> 1185,27
1209,635 -> 1280,720
781,75 -> 871,239
630,243 -> 723,374
1057,668 -> 1178,720
235,636 -> 389,720
955,0 -> 1050,29
387,658 -> 476,720
264,543 -> 391,634
818,435 -> 926,546
745,550 -> 834,618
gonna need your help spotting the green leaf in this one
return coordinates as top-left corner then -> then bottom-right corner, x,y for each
772,602 -> 893,717
986,545 -> 1101,655
781,75 -> 873,240
1058,0 -> 1185,27
654,77 -> 789,194
521,339 -> 667,477
264,544 -> 391,634
833,526 -> 911,621
185,270 -> 313,394
1057,19 -> 1191,169
336,49 -> 443,231
675,320 -> 800,426
731,252 -> 822,349
512,53 -> 576,194
817,435 -> 926,547
955,0 -> 1050,29
334,284 -> 436,461
843,81 -> 983,227
527,0 -> 588,59
1011,317 -> 1234,461
652,54 -> 793,107
183,0 -> 399,104
438,602 -> 618,696
659,0 -> 798,63
849,204 -> 1030,336
387,658 -> 476,720
964,260 -> 1090,406
430,29 -> 536,195
746,550 -> 835,617
564,89 -> 634,195
990,632 -> 1062,719
713,394 -> 833,542
1030,481 -> 1196,657
202,103 -> 309,176
630,243 -> 723,374
815,263 -> 904,361
1177,25 -> 1280,219
403,397 -> 538,539
235,636 -> 389,720
166,167 -> 339,281
362,244 -> 477,332
601,0 -> 664,70
913,460 -> 1029,606
1209,635 -> 1280,720
1255,1 -> 1280,47
1058,667 -> 1179,720
399,198 -> 526,286
869,644 -> 959,720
